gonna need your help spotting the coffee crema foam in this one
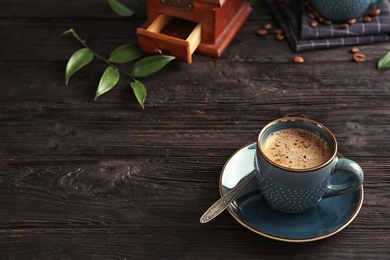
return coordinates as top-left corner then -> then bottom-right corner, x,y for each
262,128 -> 331,169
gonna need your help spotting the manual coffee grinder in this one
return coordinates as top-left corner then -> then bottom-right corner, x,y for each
136,0 -> 252,63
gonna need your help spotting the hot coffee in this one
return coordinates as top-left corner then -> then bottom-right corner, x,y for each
262,128 -> 331,169
254,117 -> 364,213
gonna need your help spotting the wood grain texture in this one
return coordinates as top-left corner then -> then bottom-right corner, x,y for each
1,0 -> 390,259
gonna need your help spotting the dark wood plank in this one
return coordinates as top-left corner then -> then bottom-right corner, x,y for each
2,0 -> 390,258
1,56 -> 390,159
0,0 -> 147,19
0,158 -> 389,258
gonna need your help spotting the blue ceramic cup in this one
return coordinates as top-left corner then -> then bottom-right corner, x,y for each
255,117 -> 364,213
308,0 -> 381,22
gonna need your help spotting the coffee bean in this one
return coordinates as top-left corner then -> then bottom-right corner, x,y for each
304,2 -> 314,12
275,33 -> 285,41
347,18 -> 356,25
369,8 -> 381,17
353,53 -> 366,63
350,46 -> 360,53
308,12 -> 315,20
363,16 -> 372,22
273,28 -> 283,35
263,23 -> 272,30
322,19 -> 332,25
339,23 -> 349,29
257,29 -> 268,36
310,20 -> 318,27
293,56 -> 304,63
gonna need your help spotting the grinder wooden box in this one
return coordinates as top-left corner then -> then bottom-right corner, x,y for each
136,0 -> 252,63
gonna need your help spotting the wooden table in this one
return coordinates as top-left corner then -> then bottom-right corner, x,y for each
1,0 -> 390,258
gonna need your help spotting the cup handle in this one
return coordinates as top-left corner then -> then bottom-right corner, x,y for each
323,157 -> 364,198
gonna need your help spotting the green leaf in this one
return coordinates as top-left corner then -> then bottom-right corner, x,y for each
65,48 -> 94,85
378,50 -> 390,71
107,0 -> 134,17
130,80 -> 147,109
94,66 -> 120,100
109,43 -> 145,64
131,55 -> 175,78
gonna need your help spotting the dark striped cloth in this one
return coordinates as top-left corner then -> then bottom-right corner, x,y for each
267,0 -> 390,52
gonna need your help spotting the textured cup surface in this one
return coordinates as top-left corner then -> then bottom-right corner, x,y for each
255,117 -> 364,213
309,0 -> 381,22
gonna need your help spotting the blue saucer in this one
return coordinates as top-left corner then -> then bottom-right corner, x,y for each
219,143 -> 364,242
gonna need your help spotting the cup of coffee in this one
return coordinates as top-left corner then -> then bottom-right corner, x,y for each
308,0 -> 381,22
255,117 -> 364,213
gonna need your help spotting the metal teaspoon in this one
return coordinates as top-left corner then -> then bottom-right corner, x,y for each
199,171 -> 256,223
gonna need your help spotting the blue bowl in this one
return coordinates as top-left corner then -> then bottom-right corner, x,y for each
309,0 -> 381,22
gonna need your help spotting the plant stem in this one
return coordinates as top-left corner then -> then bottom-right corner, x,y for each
62,28 -> 136,80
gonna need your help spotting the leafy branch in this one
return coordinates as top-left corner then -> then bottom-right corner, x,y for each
378,50 -> 390,71
62,0 -> 175,109
107,0 -> 134,17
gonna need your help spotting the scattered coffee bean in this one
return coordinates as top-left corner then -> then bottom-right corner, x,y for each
293,56 -> 304,63
363,16 -> 372,22
369,8 -> 381,17
303,1 -> 380,30
263,23 -> 272,30
304,3 -> 336,26
350,46 -> 360,53
308,12 -> 315,20
347,18 -> 356,25
353,53 -> 366,63
273,28 -> 283,35
257,29 -> 268,36
276,33 -> 285,41
310,20 -> 318,27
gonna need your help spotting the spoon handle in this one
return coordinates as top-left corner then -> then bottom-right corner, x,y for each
199,172 -> 256,224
